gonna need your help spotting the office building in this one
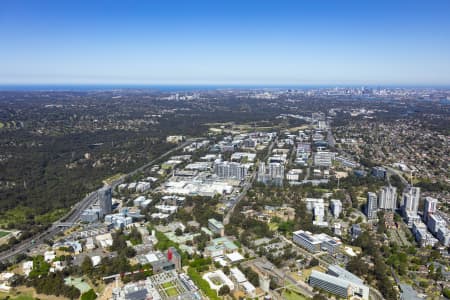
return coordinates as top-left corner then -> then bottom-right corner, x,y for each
148,252 -> 176,273
423,197 -> 438,222
80,208 -> 102,223
378,186 -> 397,210
437,227 -> 450,246
330,199 -> 342,218
297,143 -> 311,154
313,151 -> 334,168
313,202 -> 325,223
293,230 -> 341,254
366,192 -> 378,219
402,186 -> 420,216
427,214 -> 447,235
112,270 -> 201,300
371,166 -> 387,179
335,156 -> 358,168
257,162 -> 267,182
309,269 -> 369,300
405,211 -> 421,228
269,162 -> 284,179
104,213 -> 133,229
327,265 -> 365,286
168,247 -> 182,271
214,161 -> 248,181
98,186 -> 112,216
351,224 -> 362,240
314,202 -> 325,222
258,162 -> 284,186
413,222 -> 438,248
208,218 -> 225,237
305,198 -> 324,212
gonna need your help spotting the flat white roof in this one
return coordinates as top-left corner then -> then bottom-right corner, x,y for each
242,281 -> 256,292
145,253 -> 160,263
226,252 -> 244,262
230,267 -> 247,283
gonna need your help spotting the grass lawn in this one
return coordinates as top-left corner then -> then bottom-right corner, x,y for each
0,230 -> 10,238
0,291 -> 35,300
161,282 -> 178,297
103,173 -> 125,185
65,276 -> 91,294
165,287 -> 178,296
11,295 -> 35,300
298,266 -> 326,282
0,207 -> 68,228
282,290 -> 309,300
268,222 -> 279,231
162,282 -> 174,289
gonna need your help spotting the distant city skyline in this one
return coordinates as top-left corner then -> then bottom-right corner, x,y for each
1,0 -> 450,85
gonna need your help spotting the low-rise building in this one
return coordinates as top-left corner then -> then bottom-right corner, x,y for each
292,230 -> 342,254
203,270 -> 235,292
95,233 -> 113,248
309,266 -> 369,300
230,267 -> 256,297
112,270 -> 200,300
205,237 -> 239,257
208,218 -> 225,236
22,261 -> 33,276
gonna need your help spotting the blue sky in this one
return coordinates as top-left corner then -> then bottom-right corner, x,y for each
1,0 -> 450,85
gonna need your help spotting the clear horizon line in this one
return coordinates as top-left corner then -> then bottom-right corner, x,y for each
1,82 -> 450,88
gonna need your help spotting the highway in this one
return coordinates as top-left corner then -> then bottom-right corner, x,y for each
0,139 -> 196,262
384,165 -> 409,186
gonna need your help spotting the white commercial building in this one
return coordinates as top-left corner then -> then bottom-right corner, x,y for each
230,267 -> 256,297
423,196 -> 438,221
413,222 -> 438,247
309,265 -> 369,300
402,186 -> 420,215
214,161 -> 248,181
378,186 -> 397,210
305,198 -> 324,212
313,202 -> 325,223
427,214 -> 447,235
330,199 -> 342,218
293,230 -> 342,254
314,151 -> 334,167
